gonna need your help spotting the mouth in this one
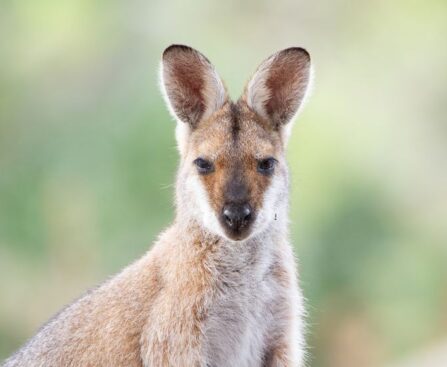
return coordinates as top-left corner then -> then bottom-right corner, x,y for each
222,228 -> 253,241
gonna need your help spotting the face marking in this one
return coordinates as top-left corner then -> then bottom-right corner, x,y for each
229,102 -> 241,140
183,102 -> 285,240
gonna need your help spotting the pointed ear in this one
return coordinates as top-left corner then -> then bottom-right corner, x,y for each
160,45 -> 228,128
242,47 -> 311,130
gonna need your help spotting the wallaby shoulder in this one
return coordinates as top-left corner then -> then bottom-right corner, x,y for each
3,237 -> 164,367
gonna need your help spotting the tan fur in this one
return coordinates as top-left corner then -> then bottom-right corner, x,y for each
192,102 -> 280,215
3,45 -> 311,367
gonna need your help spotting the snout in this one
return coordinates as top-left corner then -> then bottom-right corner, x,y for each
220,203 -> 254,240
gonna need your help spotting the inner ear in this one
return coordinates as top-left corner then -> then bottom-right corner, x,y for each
242,47 -> 311,129
161,45 -> 228,128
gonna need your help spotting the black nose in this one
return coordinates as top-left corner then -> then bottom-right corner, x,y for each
222,203 -> 253,233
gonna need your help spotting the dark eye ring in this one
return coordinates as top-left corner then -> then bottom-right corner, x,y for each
257,157 -> 277,175
193,158 -> 214,175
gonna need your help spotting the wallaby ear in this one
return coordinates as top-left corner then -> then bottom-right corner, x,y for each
242,47 -> 311,130
161,45 -> 228,128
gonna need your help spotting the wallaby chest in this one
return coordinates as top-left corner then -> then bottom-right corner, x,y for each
202,255 -> 280,367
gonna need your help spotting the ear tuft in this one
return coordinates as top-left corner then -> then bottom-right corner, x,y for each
243,47 -> 311,129
161,45 -> 227,128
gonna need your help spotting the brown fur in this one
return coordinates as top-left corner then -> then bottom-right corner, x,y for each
192,101 -> 282,216
3,45 -> 311,367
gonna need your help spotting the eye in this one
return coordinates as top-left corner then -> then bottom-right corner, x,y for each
257,157 -> 277,175
193,158 -> 214,175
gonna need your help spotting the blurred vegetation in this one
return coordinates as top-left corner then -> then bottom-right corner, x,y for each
1,0 -> 446,366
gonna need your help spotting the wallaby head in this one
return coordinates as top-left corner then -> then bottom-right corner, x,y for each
161,45 -> 311,241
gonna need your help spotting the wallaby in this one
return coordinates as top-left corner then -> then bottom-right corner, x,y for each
3,44 -> 312,367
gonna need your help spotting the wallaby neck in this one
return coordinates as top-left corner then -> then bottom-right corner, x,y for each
170,206 -> 289,277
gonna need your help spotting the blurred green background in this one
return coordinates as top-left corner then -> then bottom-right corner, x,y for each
1,0 -> 447,366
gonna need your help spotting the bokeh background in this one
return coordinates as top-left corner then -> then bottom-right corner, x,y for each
1,0 -> 447,365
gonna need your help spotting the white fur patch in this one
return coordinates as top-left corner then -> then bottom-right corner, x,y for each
158,62 -> 178,124
252,170 -> 288,236
186,174 -> 227,238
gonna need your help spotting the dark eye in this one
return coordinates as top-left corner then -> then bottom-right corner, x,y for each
193,158 -> 214,175
257,157 -> 277,175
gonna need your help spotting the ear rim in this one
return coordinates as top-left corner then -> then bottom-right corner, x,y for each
159,44 -> 228,129
242,47 -> 313,129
